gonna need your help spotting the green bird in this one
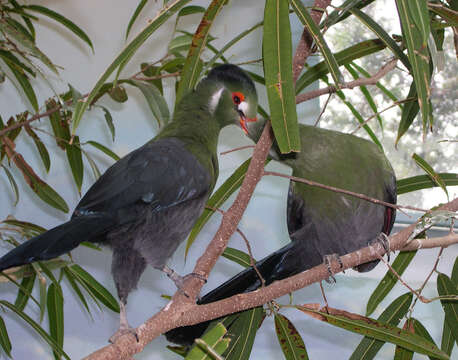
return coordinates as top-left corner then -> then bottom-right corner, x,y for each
0,64 -> 258,341
166,117 -> 396,346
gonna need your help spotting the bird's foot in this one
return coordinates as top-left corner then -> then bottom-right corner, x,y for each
371,233 -> 391,262
323,254 -> 343,283
161,265 -> 206,298
109,326 -> 138,344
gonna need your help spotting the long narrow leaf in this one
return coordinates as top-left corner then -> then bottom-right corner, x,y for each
125,0 -> 149,39
47,283 -> 64,360
71,0 -> 191,134
263,0 -> 299,153
366,251 -> 416,316
1,164 -> 19,206
437,273 -> 458,344
291,0 -> 342,85
0,300 -> 70,360
65,135 -> 84,193
25,5 -> 93,51
0,316 -> 12,358
24,125 -> 51,172
412,153 -> 449,198
275,313 -> 309,360
86,140 -> 120,161
222,247 -> 253,268
175,0 -> 226,106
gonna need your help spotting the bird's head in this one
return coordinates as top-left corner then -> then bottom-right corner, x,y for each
200,64 -> 258,133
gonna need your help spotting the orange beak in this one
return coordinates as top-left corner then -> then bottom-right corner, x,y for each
239,115 -> 257,134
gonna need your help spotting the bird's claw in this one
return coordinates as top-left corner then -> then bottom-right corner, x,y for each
109,326 -> 138,344
323,254 -> 342,283
371,233 -> 390,262
162,266 -> 206,299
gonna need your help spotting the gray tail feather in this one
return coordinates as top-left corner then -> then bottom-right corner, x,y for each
0,214 -> 114,271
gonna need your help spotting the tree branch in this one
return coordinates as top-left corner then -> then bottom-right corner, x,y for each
400,232 -> 458,251
295,58 -> 398,104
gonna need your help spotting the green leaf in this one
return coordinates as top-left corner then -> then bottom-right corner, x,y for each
24,125 -> 51,172
0,53 -> 39,112
2,219 -> 45,235
4,17 -> 34,43
350,293 -> 413,360
441,322 -> 455,356
169,34 -> 193,54
63,267 -> 91,315
185,158 -> 270,258
47,283 -> 64,360
25,5 -> 93,51
0,18 -> 58,74
394,319 -> 414,360
71,0 -> 191,134
395,0 -> 432,135
67,264 -> 119,313
38,274 -> 47,323
437,273 -> 458,344
86,140 -> 120,161
1,164 -> 19,206
14,271 -> 36,311
99,106 -> 115,141
412,153 -> 449,199
0,300 -> 70,360
126,79 -> 170,127
125,0 -> 148,39
321,0 -> 377,29
223,307 -> 265,360
222,247 -> 253,268
83,151 -> 101,180
177,5 -> 206,17
410,318 -> 443,360
366,251 -> 417,316
396,82 -> 420,145
263,0 -> 299,153
185,322 -> 228,360
291,0 -> 342,86
345,63 -> 383,130
275,313 -> 309,360
0,316 -> 12,358
175,0 -> 226,107
65,135 -> 84,193
6,146 -> 69,213
46,99 -> 70,149
349,8 -> 411,70
296,38 -> 386,93
0,48 -> 35,76
428,3 -> 458,26
396,173 -> 458,194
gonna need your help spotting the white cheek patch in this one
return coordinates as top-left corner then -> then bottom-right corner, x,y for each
238,100 -> 249,116
208,87 -> 224,114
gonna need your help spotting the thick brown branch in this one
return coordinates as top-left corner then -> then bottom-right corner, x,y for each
295,59 -> 398,104
401,232 -> 458,251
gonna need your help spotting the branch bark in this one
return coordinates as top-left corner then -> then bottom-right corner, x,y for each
295,58 -> 398,104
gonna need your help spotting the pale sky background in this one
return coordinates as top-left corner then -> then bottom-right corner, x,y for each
0,1 -> 456,359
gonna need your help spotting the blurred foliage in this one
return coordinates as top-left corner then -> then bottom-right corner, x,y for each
0,0 -> 457,358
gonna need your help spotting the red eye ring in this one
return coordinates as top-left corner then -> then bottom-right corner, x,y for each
232,92 -> 245,105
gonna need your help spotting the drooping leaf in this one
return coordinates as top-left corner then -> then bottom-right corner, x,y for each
46,99 -> 70,150
349,8 -> 411,70
351,293 -> 413,360
437,273 -> 458,344
125,0 -> 149,39
0,315 -> 12,358
108,85 -> 128,103
83,151 -> 101,180
366,251 -> 417,316
65,135 -> 84,193
38,274 -> 47,322
1,164 -> 19,206
0,300 -> 70,360
299,301 -> 448,360
394,319 -> 414,360
395,82 -> 420,146
67,264 -> 119,312
86,140 -> 120,161
2,137 -> 69,213
126,79 -> 170,127
14,271 -> 36,311
321,0 -> 377,29
175,0 -> 226,106
25,5 -> 93,51
71,0 -> 191,134
275,313 -> 309,360
263,0 -> 299,153
291,0 -> 342,86
47,282 -> 64,360
412,153 -> 449,199
4,17 -> 34,42
397,173 -> 458,194
24,125 -> 51,172
62,267 -> 91,315
98,106 -> 115,141
177,5 -> 206,18
395,0 -> 432,135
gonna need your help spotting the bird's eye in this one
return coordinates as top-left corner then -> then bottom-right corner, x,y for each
232,92 -> 244,105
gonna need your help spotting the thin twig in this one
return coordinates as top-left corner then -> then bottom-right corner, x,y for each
131,71 -> 180,82
263,170 -> 429,213
220,145 -> 255,156
295,59 -> 398,104
314,93 -> 332,127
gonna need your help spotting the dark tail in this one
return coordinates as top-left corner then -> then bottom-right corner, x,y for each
165,243 -> 301,346
0,214 -> 114,271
